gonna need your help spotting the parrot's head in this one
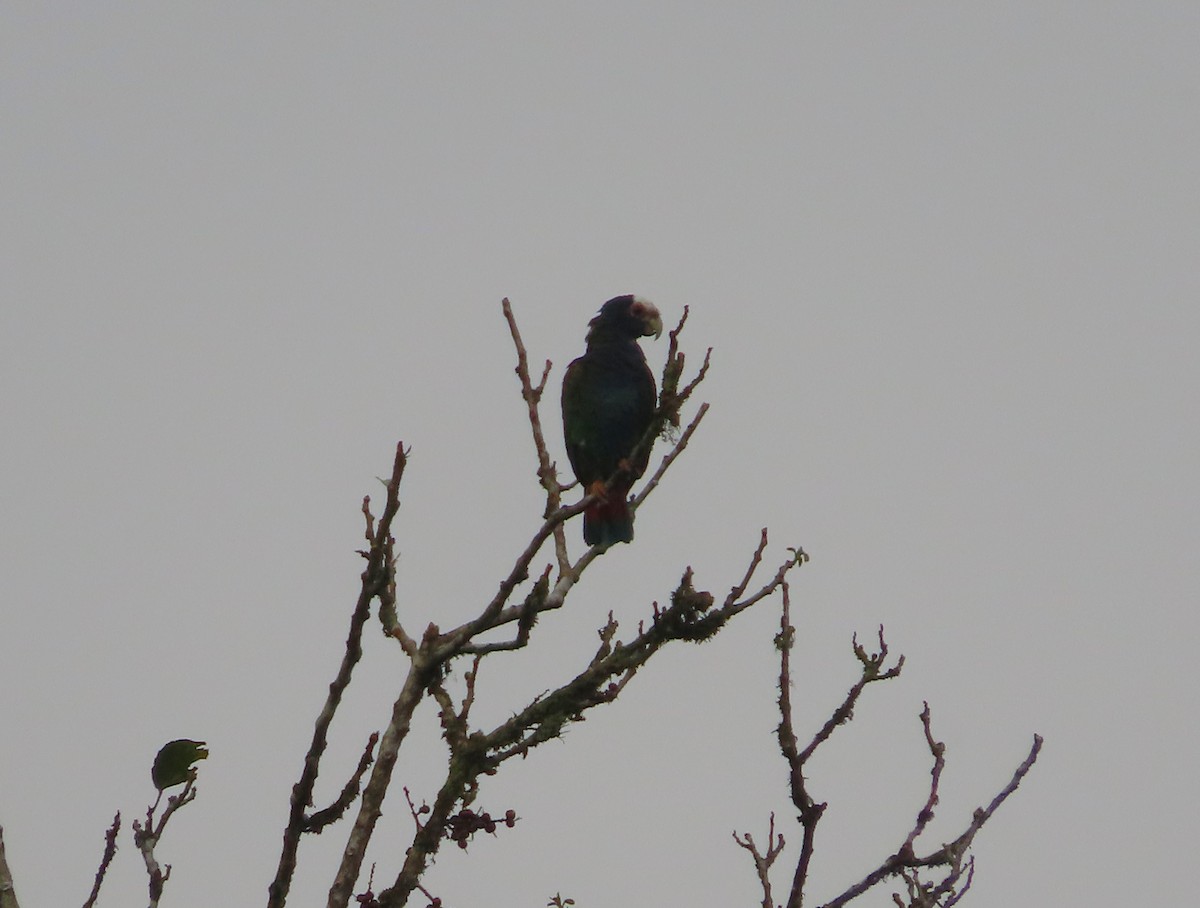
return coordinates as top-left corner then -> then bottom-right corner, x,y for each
588,295 -> 663,342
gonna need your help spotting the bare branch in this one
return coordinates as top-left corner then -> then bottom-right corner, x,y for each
452,508 -> 581,643
403,787 -> 429,832
747,593 -> 1042,908
918,733 -> 1044,868
303,733 -> 380,833
80,812 -> 120,908
819,732 -> 1043,908
733,813 -> 786,908
677,346 -> 713,401
727,542 -> 808,620
899,704 -> 945,860
800,628 -> 902,765
502,298 -> 571,574
374,529 -> 803,906
630,402 -> 709,510
132,777 -> 199,908
726,528 -> 770,605
328,661 -> 430,908
460,567 -> 551,656
775,582 -> 824,908
270,443 -> 408,908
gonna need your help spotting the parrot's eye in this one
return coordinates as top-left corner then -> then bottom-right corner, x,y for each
631,297 -> 658,320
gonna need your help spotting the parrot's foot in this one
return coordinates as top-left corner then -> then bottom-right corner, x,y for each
587,479 -> 609,502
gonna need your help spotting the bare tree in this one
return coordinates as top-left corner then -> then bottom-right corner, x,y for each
0,299 -> 1039,908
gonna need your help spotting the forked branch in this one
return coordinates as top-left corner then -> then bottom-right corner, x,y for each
738,586 -> 1041,908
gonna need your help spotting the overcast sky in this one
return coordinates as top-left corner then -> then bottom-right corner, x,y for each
2,4 -> 1197,907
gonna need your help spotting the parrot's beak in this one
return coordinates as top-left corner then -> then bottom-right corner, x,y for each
631,297 -> 663,339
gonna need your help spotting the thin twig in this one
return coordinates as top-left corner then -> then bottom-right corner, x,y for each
630,402 -> 710,510
80,812 -> 120,908
726,528 -> 770,604
502,298 -> 571,575
303,733 -> 380,833
899,704 -> 945,859
799,628 -> 902,766
733,813 -> 786,908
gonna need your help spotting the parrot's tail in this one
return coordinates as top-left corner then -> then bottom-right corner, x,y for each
583,494 -> 634,546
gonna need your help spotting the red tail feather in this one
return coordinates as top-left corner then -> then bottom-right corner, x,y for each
583,487 -> 635,545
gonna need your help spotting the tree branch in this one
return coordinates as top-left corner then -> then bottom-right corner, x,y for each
132,777 -> 198,908
741,591 -> 1040,908
819,727 -> 1043,908
328,659 -> 431,908
303,733 -> 380,833
376,536 -> 807,907
502,298 -> 571,574
80,812 -> 120,908
733,813 -> 786,908
269,442 -> 407,908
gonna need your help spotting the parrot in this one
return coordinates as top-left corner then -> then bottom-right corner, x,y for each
561,295 -> 663,545
151,738 -> 208,791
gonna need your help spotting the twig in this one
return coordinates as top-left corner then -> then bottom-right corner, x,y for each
413,880 -> 442,908
460,567 -> 552,656
81,812 -> 120,908
733,813 -> 786,908
452,499 -> 588,644
899,704 -> 945,859
502,298 -> 571,574
403,787 -> 429,831
726,528 -> 770,604
304,733 -> 380,833
800,627 -> 902,766
630,402 -> 709,510
943,857 -> 975,906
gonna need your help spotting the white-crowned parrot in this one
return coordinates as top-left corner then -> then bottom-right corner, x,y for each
561,295 -> 663,545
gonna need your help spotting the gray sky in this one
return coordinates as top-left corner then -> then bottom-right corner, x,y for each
2,4 -> 1197,906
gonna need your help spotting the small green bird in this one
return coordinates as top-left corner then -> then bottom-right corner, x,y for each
151,739 -> 209,791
